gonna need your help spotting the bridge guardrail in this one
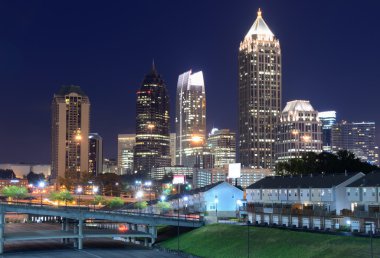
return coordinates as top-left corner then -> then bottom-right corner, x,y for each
0,202 -> 203,223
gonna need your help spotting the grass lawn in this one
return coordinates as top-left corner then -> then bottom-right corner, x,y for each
160,224 -> 380,258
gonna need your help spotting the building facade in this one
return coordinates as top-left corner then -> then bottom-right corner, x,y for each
88,133 -> 103,176
134,64 -> 171,177
150,166 -> 194,180
275,100 -> 322,163
207,128 -> 236,168
117,134 -> 136,175
318,111 -> 336,152
51,85 -> 90,181
175,70 -> 206,168
332,121 -> 379,165
170,133 -> 176,166
238,9 -> 281,169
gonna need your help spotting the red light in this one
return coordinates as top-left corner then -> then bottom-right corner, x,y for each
118,225 -> 128,232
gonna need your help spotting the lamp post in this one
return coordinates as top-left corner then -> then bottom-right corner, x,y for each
183,196 -> 188,219
38,181 -> 45,207
92,185 -> 99,210
76,186 -> 83,211
136,190 -> 144,213
215,196 -> 219,222
247,219 -> 251,258
364,222 -> 374,258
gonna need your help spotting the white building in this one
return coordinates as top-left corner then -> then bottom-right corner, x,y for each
193,169 -> 212,189
346,172 -> 380,213
165,182 -> 243,218
246,173 -> 365,215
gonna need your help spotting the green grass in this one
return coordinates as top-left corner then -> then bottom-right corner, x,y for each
160,224 -> 380,258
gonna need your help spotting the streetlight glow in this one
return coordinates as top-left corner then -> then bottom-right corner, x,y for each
136,190 -> 144,199
160,195 -> 166,202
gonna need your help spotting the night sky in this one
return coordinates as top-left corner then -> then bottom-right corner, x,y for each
1,0 -> 379,164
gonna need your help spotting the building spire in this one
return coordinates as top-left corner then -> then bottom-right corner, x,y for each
257,8 -> 262,17
152,59 -> 156,73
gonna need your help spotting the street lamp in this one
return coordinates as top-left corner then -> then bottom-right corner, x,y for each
183,196 -> 189,219
92,185 -> 99,210
364,222 -> 374,258
160,195 -> 166,202
38,181 -> 45,207
136,190 -> 144,213
76,186 -> 83,210
214,196 -> 219,222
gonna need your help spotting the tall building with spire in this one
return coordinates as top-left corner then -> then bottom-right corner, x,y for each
134,63 -> 171,177
51,85 -> 90,182
175,70 -> 206,167
238,9 -> 281,169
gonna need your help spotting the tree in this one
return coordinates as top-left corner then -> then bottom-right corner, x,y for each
156,201 -> 171,214
108,197 -> 124,208
134,201 -> 148,210
26,171 -> 45,186
0,169 -> 16,179
2,186 -> 28,201
92,195 -> 107,206
49,190 -> 73,206
276,151 -> 379,175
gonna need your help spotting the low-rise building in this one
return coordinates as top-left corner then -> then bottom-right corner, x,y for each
164,181 -> 243,218
246,173 -> 365,215
346,172 -> 380,213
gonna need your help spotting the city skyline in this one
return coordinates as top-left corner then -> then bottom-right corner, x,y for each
1,1 -> 380,163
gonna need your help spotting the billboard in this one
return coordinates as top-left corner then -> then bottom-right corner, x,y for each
228,163 -> 241,179
173,175 -> 185,185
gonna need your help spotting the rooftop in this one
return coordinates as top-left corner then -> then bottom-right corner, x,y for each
282,100 -> 315,113
245,8 -> 274,40
347,172 -> 380,187
247,173 -> 364,189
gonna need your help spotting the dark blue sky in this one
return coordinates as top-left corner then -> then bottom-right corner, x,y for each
0,0 -> 379,163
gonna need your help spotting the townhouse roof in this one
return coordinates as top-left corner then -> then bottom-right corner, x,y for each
247,173 -> 363,189
347,172 -> 380,187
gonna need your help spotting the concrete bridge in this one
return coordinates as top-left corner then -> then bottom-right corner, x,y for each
0,203 -> 204,253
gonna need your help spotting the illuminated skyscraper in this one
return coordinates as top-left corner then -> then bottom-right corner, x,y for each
332,121 -> 379,165
134,63 -> 171,177
117,134 -> 135,175
88,133 -> 103,176
207,128 -> 236,167
275,100 -> 322,163
170,133 -> 176,166
51,85 -> 90,181
238,9 -> 281,169
318,111 -> 337,152
176,70 -> 206,167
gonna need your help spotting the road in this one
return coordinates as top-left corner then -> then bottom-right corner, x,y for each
1,223 -> 178,258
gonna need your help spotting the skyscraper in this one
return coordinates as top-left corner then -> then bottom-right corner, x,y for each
88,133 -> 103,176
117,134 -> 135,175
318,111 -> 337,152
170,133 -> 176,166
275,100 -> 322,163
134,63 -> 171,177
51,85 -> 90,182
332,121 -> 379,165
238,9 -> 281,169
176,70 -> 206,167
207,128 -> 236,168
